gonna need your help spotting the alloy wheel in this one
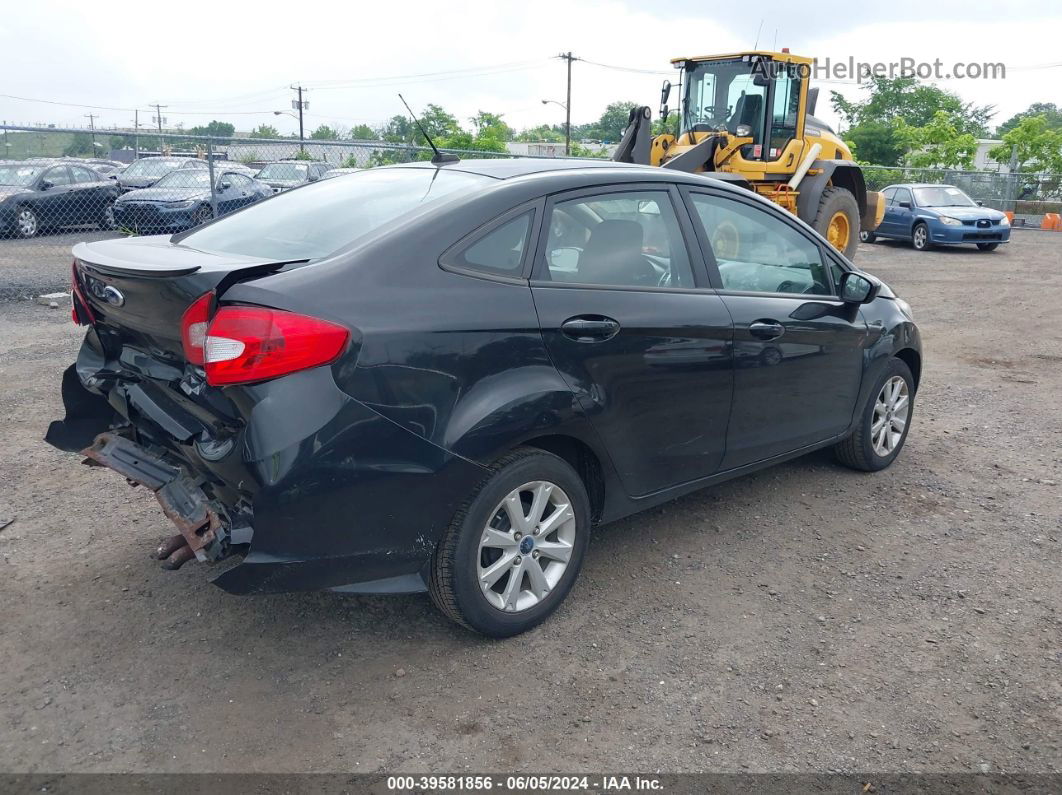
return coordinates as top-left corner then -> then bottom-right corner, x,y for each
913,225 -> 928,249
477,480 -> 576,613
871,375 -> 910,457
17,208 -> 38,237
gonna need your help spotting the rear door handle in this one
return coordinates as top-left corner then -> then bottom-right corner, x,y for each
749,320 -> 785,340
561,315 -> 621,342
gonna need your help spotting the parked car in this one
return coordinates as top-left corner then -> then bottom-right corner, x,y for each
255,160 -> 330,192
0,160 -> 119,238
116,156 -> 209,192
113,168 -> 272,233
321,167 -> 362,179
48,160 -> 922,637
861,183 -> 1011,251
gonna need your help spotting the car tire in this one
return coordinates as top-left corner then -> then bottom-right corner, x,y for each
811,186 -> 860,259
977,242 -> 1000,251
859,229 -> 877,244
834,358 -> 915,472
911,222 -> 931,251
99,201 -> 116,231
429,447 -> 591,637
192,205 -> 214,227
14,206 -> 40,239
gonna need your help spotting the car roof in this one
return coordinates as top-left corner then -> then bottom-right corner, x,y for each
390,158 -> 745,191
886,183 -> 958,189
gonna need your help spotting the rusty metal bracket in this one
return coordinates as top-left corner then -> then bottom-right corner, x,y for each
81,432 -> 222,561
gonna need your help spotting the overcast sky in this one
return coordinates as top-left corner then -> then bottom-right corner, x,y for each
1,0 -> 1059,138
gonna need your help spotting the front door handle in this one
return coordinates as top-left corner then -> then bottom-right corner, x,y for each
561,315 -> 621,342
749,320 -> 785,340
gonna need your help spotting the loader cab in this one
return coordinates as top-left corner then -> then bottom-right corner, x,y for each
674,52 -> 809,168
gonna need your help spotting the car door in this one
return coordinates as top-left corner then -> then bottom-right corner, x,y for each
213,173 -> 240,215
69,165 -> 107,223
530,184 -> 734,498
35,165 -> 76,225
683,187 -> 867,469
889,187 -> 914,236
877,187 -> 898,235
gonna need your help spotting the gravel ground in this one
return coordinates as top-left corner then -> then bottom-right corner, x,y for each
0,231 -> 1060,774
0,229 -> 120,300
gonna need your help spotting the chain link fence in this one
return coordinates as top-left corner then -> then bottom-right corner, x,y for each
0,123 -> 518,296
860,165 -> 1062,225
2,122 -> 1060,299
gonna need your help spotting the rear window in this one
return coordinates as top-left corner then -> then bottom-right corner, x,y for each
176,167 -> 491,261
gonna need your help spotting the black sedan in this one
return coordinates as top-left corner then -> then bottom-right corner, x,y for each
112,168 -> 272,233
47,159 -> 922,637
0,160 -> 119,238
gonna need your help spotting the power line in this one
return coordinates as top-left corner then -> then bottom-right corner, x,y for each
304,59 -> 549,89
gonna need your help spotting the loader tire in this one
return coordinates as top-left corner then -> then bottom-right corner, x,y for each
811,186 -> 860,259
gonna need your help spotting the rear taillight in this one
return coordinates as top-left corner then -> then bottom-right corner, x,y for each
70,260 -> 95,326
203,306 -> 349,386
180,291 -> 214,365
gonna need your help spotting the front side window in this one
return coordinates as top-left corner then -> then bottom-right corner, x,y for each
894,188 -> 912,206
42,166 -> 72,187
544,191 -> 694,289
690,193 -> 831,296
769,67 -> 803,159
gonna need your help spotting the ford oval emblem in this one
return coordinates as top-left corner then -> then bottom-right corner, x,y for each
102,285 -> 125,307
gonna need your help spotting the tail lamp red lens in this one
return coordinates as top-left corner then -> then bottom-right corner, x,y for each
70,260 -> 95,326
202,306 -> 349,386
180,291 -> 214,365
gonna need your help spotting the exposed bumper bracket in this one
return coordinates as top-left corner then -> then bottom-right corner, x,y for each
81,432 -> 223,561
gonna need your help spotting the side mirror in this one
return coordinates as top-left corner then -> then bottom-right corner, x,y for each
660,80 -> 672,121
976,200 -> 984,206
219,180 -> 232,190
308,174 -> 319,182
897,201 -> 912,209
840,271 -> 880,304
39,180 -> 53,191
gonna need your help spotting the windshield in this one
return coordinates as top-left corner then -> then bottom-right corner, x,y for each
154,170 -> 211,189
257,163 -> 309,181
912,186 -> 976,207
178,167 -> 492,260
683,58 -> 768,143
123,158 -> 184,177
0,164 -> 43,186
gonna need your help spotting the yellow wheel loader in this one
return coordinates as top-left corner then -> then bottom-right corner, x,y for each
612,51 -> 885,259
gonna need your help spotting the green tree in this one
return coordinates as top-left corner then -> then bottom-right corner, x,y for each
831,77 -> 993,135
895,111 -> 978,169
310,124 -> 339,140
62,132 -> 95,157
589,101 -> 639,142
843,120 -> 905,166
515,124 -> 564,143
997,103 -> 1062,136
187,120 -> 235,141
349,124 -> 378,141
988,115 -> 1062,174
470,111 -> 514,141
249,124 -> 279,139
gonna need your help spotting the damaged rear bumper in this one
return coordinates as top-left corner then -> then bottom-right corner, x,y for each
82,432 -> 225,564
46,340 -> 489,596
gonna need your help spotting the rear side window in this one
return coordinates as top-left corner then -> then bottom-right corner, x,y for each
543,190 -> 694,289
177,167 -> 492,261
449,212 -> 533,276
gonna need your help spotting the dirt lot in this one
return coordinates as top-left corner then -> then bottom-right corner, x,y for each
1,232 -> 1060,775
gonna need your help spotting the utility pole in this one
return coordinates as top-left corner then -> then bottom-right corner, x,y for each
291,84 -> 308,154
150,104 -> 167,151
130,109 -> 140,158
557,52 -> 578,156
84,113 -> 98,153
